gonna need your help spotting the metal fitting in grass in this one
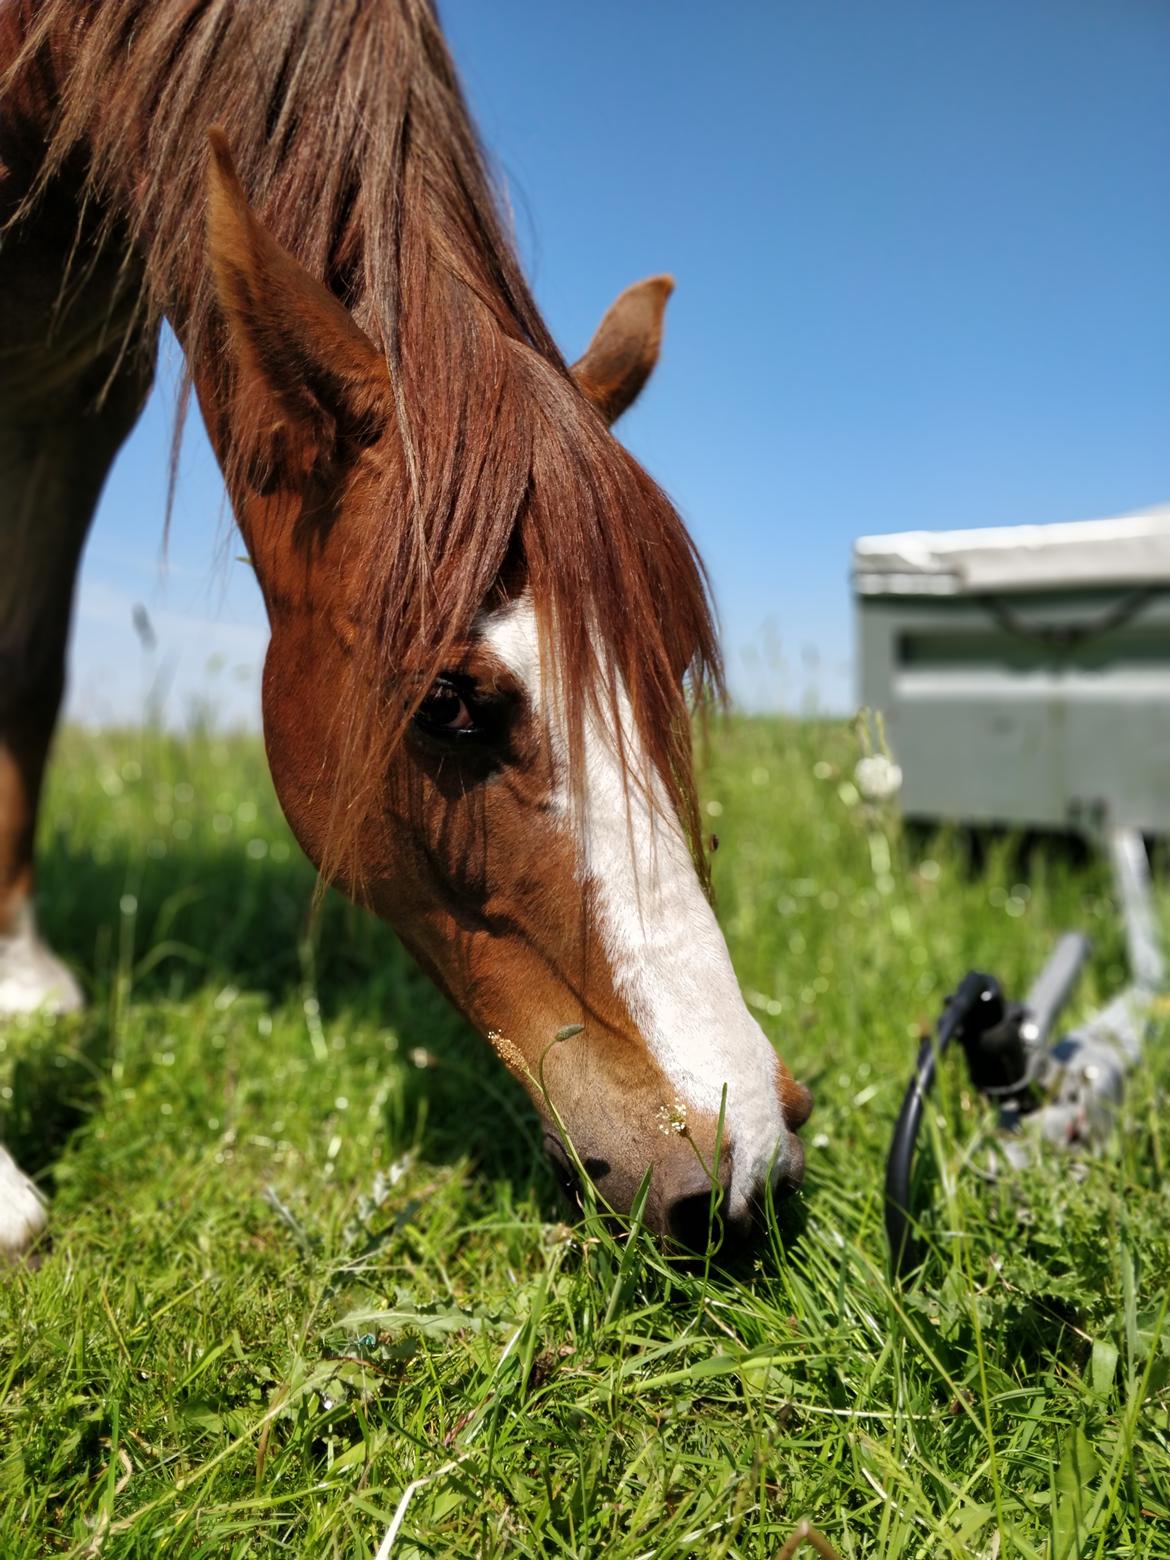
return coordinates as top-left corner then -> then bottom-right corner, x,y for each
885,824 -> 1166,1282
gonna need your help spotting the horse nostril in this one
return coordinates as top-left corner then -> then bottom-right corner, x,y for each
775,1135 -> 806,1198
666,1190 -> 719,1252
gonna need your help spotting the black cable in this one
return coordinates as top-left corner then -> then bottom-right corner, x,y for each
884,936 -> 1093,1283
883,1030 -> 943,1281
883,971 -> 1002,1282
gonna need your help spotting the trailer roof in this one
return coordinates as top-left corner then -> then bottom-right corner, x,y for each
853,505 -> 1170,595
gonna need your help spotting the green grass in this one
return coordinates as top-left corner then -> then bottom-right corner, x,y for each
2,715 -> 1168,1557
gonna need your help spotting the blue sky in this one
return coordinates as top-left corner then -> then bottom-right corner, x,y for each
69,0 -> 1170,726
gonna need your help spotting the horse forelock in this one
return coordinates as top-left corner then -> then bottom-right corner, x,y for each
328,333 -> 724,898
7,0 -> 724,884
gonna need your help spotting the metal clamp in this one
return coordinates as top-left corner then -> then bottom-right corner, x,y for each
885,826 -> 1164,1281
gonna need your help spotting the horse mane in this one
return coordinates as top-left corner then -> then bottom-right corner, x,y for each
8,0 -> 724,884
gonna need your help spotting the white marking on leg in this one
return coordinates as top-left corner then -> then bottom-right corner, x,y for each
481,597 -> 791,1219
0,901 -> 84,1016
0,1142 -> 47,1257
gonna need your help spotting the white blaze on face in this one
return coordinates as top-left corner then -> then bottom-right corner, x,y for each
481,597 -> 793,1220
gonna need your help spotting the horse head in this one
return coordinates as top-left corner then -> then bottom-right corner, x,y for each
203,131 -> 811,1246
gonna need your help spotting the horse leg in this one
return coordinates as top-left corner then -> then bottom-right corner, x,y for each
0,357 -> 154,1002
0,365 -> 154,1257
0,311 -> 156,1254
0,459 -> 89,1019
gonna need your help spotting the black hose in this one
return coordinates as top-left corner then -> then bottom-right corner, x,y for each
884,937 -> 1093,1283
883,970 -> 1002,1282
883,1030 -> 943,1281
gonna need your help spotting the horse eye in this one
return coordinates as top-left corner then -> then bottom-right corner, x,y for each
414,677 -> 477,736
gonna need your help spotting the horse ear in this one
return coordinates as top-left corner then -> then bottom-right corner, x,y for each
572,275 -> 674,425
205,127 -> 386,460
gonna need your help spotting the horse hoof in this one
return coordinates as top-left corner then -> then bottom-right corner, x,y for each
0,1145 -> 47,1260
0,907 -> 84,1018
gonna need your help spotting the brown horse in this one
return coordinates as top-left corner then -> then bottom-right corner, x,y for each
0,0 -> 811,1257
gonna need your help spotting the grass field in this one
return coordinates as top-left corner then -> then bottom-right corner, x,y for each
1,716 -> 1168,1558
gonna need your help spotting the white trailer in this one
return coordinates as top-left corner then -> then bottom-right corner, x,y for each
854,505 -> 1170,834
854,507 -> 1170,1274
